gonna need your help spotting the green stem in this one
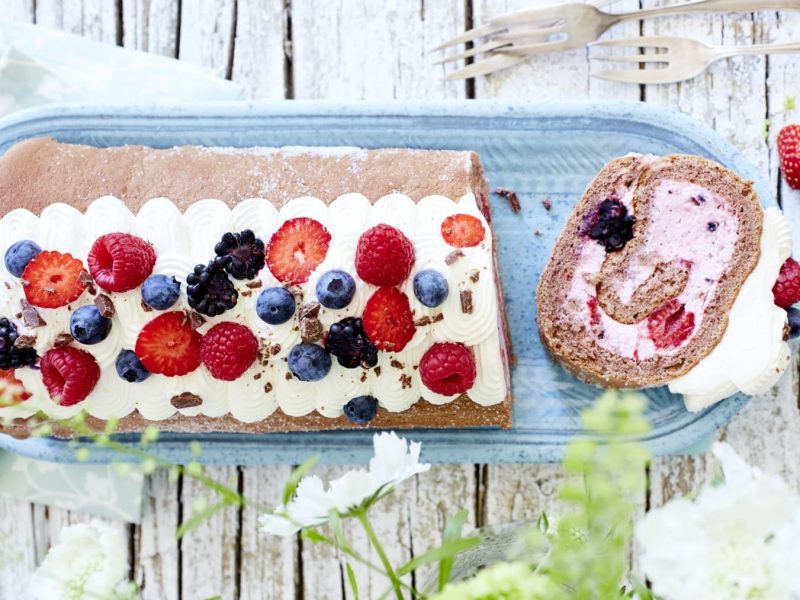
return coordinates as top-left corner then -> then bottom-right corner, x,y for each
358,511 -> 404,600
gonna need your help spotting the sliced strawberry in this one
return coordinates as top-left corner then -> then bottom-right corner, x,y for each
363,287 -> 416,352
266,218 -> 331,284
441,214 -> 486,248
647,299 -> 696,350
778,124 -> 800,190
135,311 -> 202,377
773,257 -> 800,308
22,251 -> 86,308
88,232 -> 156,293
40,347 -> 100,406
0,369 -> 31,405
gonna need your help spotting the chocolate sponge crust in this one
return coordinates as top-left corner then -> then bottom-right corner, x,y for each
0,137 -> 512,435
537,154 -> 762,389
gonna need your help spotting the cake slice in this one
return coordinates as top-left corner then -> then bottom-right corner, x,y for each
537,154 -> 792,410
0,137 -> 512,435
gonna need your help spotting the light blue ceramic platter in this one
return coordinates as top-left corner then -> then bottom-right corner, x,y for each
0,101 -> 769,464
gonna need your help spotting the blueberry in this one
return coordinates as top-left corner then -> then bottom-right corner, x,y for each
69,305 -> 112,345
343,395 -> 378,424
316,270 -> 356,309
4,240 -> 41,277
787,307 -> 800,339
115,349 -> 150,383
288,343 -> 331,381
256,287 -> 296,325
413,270 -> 449,308
141,274 -> 181,310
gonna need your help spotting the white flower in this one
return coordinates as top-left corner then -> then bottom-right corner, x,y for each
637,442 -> 800,600
260,432 -> 430,536
30,519 -> 128,600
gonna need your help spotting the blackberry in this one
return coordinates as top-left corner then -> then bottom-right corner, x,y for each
580,198 -> 635,252
324,317 -> 378,369
214,229 -> 265,280
0,318 -> 38,369
186,261 -> 238,317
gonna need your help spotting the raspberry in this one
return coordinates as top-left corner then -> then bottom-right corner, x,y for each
266,217 -> 331,284
355,224 -> 415,287
647,299 -> 696,350
135,311 -> 202,377
362,287 -> 416,352
441,214 -> 485,248
87,233 -> 156,293
22,251 -> 87,308
39,346 -> 100,406
200,322 -> 259,381
0,369 -> 31,405
419,342 -> 476,396
778,124 -> 800,190
773,257 -> 800,308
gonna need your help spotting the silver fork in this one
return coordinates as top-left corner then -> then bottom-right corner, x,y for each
436,0 -> 800,81
591,36 -> 800,84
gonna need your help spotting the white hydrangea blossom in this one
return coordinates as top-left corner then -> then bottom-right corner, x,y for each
260,432 -> 430,536
30,519 -> 128,600
637,442 -> 800,600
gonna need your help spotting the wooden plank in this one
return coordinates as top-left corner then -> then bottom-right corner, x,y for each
35,0 -> 120,44
5,0 -> 34,21
291,0 -> 467,99
135,470 -> 180,600
178,0 -> 236,78
0,498 -> 35,598
121,0 -> 180,57
231,0 -> 287,99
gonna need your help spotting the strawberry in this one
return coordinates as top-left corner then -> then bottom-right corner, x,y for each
778,124 -> 800,190
88,233 -> 156,293
362,287 -> 416,352
0,369 -> 31,405
647,299 -> 696,350
39,347 -> 100,406
419,342 -> 476,396
355,224 -> 415,287
441,214 -> 485,248
135,311 -> 202,376
22,251 -> 87,308
200,322 -> 258,381
266,218 -> 331,284
773,257 -> 800,308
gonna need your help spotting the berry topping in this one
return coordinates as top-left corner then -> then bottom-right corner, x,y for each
413,270 -> 449,308
707,221 -> 718,232
362,287 -> 416,352
646,299 -> 696,350
787,307 -> 800,340
4,240 -> 41,277
69,305 -> 112,345
441,214 -> 486,248
21,251 -> 86,308
115,349 -> 150,383
200,322 -> 259,381
288,343 -> 332,382
186,261 -> 238,317
256,287 -> 296,325
214,229 -> 266,280
0,318 -> 38,369
419,342 -> 476,396
0,369 -> 31,404
343,395 -> 378,424
580,199 -> 635,252
87,233 -> 156,293
316,270 -> 356,309
324,317 -> 378,369
266,217 -> 331,284
141,274 -> 181,310
39,346 -> 100,406
778,124 -> 800,190
773,257 -> 800,308
135,311 -> 202,377
355,224 -> 415,287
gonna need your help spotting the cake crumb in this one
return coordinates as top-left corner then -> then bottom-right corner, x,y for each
469,270 -> 480,283
495,187 -> 521,213
460,290 -> 473,314
445,250 -> 465,265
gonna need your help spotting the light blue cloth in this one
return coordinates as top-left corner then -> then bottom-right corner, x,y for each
0,20 -> 244,523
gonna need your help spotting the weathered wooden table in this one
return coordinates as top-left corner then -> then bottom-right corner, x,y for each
2,1 -> 799,599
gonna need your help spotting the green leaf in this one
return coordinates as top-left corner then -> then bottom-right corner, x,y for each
396,536 -> 480,576
282,455 -> 321,506
437,510 -> 469,590
345,563 -> 360,600
302,529 -> 327,544
176,500 -> 231,539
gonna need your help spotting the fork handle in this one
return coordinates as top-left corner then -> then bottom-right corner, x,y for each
615,0 -> 800,22
714,41 -> 800,59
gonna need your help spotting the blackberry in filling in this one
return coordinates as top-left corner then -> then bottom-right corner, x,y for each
580,198 -> 635,252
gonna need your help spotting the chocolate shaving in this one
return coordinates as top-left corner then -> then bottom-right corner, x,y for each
431,313 -> 444,324
360,370 -> 368,383
495,187 -> 521,213
253,372 -> 262,380
78,270 -> 93,287
285,372 -> 293,381
171,392 -> 203,409
13,334 -> 36,349
300,318 -> 324,343
53,333 -> 74,348
784,323 -> 791,342
246,280 -> 263,289
187,311 -> 206,330
140,299 -> 153,313
264,382 -> 273,393
469,270 -> 481,283
93,294 -> 115,319
541,198 -> 552,211
3,282 -> 10,290
287,285 -> 304,300
374,366 -> 381,377
390,359 -> 405,369
299,301 -> 321,320
445,250 -> 465,265
414,316 -> 432,327
87,284 -> 97,296
240,290 -> 252,297
400,374 -> 412,389
460,290 -> 473,314
20,300 -> 46,327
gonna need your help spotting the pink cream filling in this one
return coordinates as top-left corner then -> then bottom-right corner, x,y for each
566,179 -> 738,361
